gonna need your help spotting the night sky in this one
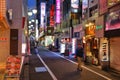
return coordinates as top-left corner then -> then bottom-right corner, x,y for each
28,0 -> 36,8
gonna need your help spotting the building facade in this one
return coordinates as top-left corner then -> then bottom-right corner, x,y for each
0,0 -> 28,79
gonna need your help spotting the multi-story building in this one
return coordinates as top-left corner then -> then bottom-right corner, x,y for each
0,0 -> 10,70
104,0 -> 120,72
80,0 -> 120,73
0,0 -> 28,79
37,0 -> 56,46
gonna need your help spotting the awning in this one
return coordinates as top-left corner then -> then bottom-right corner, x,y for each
0,17 -> 10,31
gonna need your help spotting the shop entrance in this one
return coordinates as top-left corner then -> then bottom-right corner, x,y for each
85,37 -> 99,65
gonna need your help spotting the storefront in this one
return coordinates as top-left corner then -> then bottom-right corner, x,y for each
72,24 -> 84,55
60,28 -> 71,55
45,27 -> 55,47
0,16 -> 26,80
45,36 -> 54,47
83,14 -> 107,66
95,15 -> 105,66
109,38 -> 120,71
84,21 -> 97,65
105,4 -> 120,71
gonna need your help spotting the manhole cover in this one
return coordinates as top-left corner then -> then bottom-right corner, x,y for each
35,67 -> 47,72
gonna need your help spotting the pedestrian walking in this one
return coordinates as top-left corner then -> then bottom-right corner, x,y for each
75,44 -> 83,71
34,46 -> 38,54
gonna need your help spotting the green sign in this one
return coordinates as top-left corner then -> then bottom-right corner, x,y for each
96,25 -> 103,30
48,30 -> 51,33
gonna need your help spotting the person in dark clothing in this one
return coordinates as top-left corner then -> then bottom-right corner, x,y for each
34,46 -> 38,54
76,44 -> 83,71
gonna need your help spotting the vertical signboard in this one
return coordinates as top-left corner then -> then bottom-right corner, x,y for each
56,0 -> 60,23
100,38 -> 109,61
50,5 -> 55,26
40,2 -> 46,28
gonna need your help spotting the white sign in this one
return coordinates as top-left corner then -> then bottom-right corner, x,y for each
100,38 -> 109,61
72,38 -> 76,54
40,2 -> 46,27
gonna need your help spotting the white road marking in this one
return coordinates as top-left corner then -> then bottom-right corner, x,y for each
51,51 -> 112,80
35,67 -> 47,72
37,54 -> 58,80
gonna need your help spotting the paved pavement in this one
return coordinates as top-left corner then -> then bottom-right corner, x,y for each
21,46 -> 120,80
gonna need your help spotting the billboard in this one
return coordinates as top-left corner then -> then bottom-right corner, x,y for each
56,0 -> 60,23
40,2 -> 46,28
105,10 -> 120,31
71,0 -> 79,9
71,0 -> 79,13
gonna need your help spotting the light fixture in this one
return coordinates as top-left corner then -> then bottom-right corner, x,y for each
29,21 -> 31,24
32,9 -> 37,14
31,19 -> 35,22
31,25 -> 33,27
28,11 -> 32,16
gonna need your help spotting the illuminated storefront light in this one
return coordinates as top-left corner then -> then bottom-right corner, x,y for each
85,22 -> 96,36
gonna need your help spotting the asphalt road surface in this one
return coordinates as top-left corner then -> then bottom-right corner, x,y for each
28,47 -> 119,80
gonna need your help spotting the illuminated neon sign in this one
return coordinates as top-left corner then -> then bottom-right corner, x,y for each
56,0 -> 60,23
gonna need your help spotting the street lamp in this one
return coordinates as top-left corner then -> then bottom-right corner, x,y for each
32,9 -> 37,14
32,9 -> 37,40
28,11 -> 32,16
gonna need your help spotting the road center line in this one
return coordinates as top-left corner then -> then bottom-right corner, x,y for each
51,51 -> 112,80
37,54 -> 58,80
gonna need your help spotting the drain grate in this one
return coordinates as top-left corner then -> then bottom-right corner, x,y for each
35,67 -> 47,72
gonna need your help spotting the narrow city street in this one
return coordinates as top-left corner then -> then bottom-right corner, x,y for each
1,0 -> 120,80
26,46 -> 120,80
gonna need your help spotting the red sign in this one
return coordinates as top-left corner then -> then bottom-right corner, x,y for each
50,5 -> 55,26
0,37 -> 7,41
22,17 -> 26,28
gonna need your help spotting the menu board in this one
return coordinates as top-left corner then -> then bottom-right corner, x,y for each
99,38 -> 109,61
4,56 -> 21,80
